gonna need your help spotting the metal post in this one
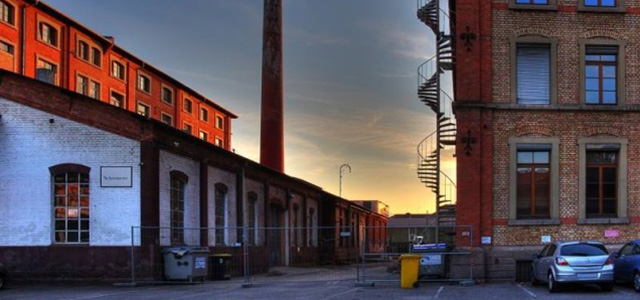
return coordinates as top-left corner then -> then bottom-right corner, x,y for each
243,226 -> 252,287
130,226 -> 135,284
339,164 -> 351,198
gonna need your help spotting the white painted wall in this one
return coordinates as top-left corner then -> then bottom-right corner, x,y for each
0,98 -> 141,246
159,151 -> 200,246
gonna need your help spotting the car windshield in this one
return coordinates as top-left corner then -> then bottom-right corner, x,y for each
560,244 -> 608,256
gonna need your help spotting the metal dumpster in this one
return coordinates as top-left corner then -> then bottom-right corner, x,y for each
412,243 -> 447,277
162,246 -> 210,282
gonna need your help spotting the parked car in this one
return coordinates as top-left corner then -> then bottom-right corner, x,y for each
0,263 -> 5,290
612,240 -> 640,293
531,241 -> 614,293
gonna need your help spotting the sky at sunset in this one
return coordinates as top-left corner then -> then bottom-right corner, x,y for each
47,0 -> 456,215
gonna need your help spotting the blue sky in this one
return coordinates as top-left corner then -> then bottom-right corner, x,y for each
47,0 -> 451,215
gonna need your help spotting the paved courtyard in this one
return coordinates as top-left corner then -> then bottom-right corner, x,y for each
0,279 -> 637,300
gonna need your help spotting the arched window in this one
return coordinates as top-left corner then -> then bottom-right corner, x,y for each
50,164 -> 91,244
170,170 -> 188,245
247,192 -> 258,246
292,203 -> 299,246
214,183 -> 228,245
307,207 -> 315,247
0,1 -> 14,25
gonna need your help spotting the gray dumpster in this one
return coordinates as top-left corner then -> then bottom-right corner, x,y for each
412,243 -> 446,277
162,246 -> 210,282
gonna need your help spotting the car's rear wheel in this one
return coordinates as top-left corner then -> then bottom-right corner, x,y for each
548,272 -> 560,293
634,272 -> 640,293
600,282 -> 614,292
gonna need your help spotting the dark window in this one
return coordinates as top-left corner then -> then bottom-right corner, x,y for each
110,91 -> 124,108
620,244 -> 634,256
200,108 -> 209,122
138,74 -> 151,93
53,171 -> 90,244
0,40 -> 13,54
586,150 -> 618,218
0,1 -> 14,25
560,244 -> 608,256
584,0 -> 615,6
292,205 -> 299,246
137,102 -> 150,117
161,87 -> 173,104
184,98 -> 193,113
78,41 -> 89,61
91,47 -> 101,67
515,0 -> 549,4
36,59 -> 57,84
216,116 -> 224,129
585,46 -> 617,105
161,113 -> 173,126
39,22 -> 58,47
516,44 -> 550,104
307,208 -> 315,247
215,185 -> 227,245
516,151 -> 550,219
182,123 -> 192,134
170,175 -> 186,245
546,244 -> 557,256
248,193 -> 257,246
111,61 -> 125,80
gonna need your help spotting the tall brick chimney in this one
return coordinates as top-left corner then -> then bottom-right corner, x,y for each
260,0 -> 285,173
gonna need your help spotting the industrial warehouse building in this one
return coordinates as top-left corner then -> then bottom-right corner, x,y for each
0,0 -> 388,280
419,0 -> 640,281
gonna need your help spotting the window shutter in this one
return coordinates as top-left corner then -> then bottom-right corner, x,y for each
517,44 -> 550,104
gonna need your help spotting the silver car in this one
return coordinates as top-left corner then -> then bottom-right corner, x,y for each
531,241 -> 614,293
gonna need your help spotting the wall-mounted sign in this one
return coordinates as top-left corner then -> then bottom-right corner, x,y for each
100,166 -> 133,187
460,231 -> 470,237
340,232 -> 351,237
541,235 -> 551,244
604,229 -> 619,238
481,236 -> 491,245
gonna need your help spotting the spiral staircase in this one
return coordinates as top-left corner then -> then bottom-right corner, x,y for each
416,0 -> 457,243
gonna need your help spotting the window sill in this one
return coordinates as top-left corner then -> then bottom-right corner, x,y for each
577,218 -> 629,225
508,3 -> 558,11
508,219 -> 560,226
577,6 -> 626,13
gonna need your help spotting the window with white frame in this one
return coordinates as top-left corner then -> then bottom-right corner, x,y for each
110,91 -> 124,108
52,165 -> 90,244
161,113 -> 173,126
170,171 -> 187,245
76,75 -> 88,95
78,41 -> 89,61
39,22 -> 58,47
138,73 -> 151,93
182,123 -> 192,134
215,137 -> 223,147
91,47 -> 101,67
137,102 -> 150,117
161,86 -> 174,105
215,184 -> 227,245
89,80 -> 100,99
111,61 -> 125,80
0,1 -> 15,25
199,130 -> 208,142
216,115 -> 224,129
200,107 -> 208,122
36,59 -> 57,84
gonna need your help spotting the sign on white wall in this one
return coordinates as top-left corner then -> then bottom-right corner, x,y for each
100,166 -> 133,187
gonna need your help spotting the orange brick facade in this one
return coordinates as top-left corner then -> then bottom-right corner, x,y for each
0,0 -> 235,150
453,0 -> 640,280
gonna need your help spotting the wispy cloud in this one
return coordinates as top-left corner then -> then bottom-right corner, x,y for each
358,19 -> 435,60
289,28 -> 351,46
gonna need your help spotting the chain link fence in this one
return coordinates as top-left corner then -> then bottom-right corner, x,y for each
126,225 -> 473,287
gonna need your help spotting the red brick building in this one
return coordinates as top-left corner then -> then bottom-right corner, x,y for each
418,0 -> 640,281
0,0 -> 236,150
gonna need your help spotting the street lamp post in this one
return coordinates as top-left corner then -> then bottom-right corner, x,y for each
339,164 -> 351,198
